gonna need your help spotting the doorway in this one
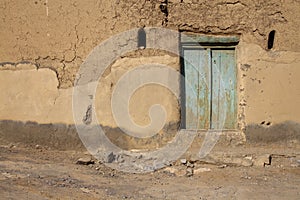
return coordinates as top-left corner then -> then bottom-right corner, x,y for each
181,46 -> 237,130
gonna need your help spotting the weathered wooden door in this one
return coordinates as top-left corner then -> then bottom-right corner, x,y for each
183,48 -> 211,129
183,48 -> 236,130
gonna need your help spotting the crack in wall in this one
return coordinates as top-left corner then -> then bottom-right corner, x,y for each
0,0 -> 297,89
215,1 -> 247,7
0,61 -> 37,67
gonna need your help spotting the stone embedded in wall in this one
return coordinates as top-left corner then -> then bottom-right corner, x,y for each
240,64 -> 251,71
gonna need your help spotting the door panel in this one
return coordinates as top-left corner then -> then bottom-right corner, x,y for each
184,49 -> 211,129
211,49 -> 236,129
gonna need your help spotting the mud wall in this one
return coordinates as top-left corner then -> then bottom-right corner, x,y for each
0,0 -> 300,148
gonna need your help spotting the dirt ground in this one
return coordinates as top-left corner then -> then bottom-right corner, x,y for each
0,143 -> 299,200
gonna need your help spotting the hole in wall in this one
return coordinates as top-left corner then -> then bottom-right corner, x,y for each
261,121 -> 272,126
267,30 -> 276,50
159,0 -> 168,16
137,28 -> 146,49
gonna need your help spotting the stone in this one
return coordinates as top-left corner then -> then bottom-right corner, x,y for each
186,168 -> 194,177
163,167 -> 186,177
218,164 -> 227,168
180,159 -> 187,164
193,168 -> 211,174
239,158 -> 253,167
2,172 -> 14,179
186,161 -> 194,168
163,167 -> 178,174
253,154 -> 271,167
225,157 -> 253,167
199,154 -> 253,167
80,187 -> 91,193
244,155 -> 253,160
76,157 -> 94,165
107,152 -> 116,163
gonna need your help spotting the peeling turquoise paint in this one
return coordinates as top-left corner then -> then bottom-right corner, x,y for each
183,47 -> 236,130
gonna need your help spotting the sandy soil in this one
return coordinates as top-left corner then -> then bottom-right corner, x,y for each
0,144 -> 299,200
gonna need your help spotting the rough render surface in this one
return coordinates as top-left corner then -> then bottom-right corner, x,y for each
95,55 -> 180,128
0,0 -> 299,88
0,0 -> 300,148
0,68 -> 74,124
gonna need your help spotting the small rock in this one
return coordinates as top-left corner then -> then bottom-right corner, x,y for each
35,144 -> 41,149
116,156 -> 125,163
2,172 -> 14,179
107,152 -> 116,163
240,158 -> 253,167
96,160 -> 102,164
218,164 -> 227,168
244,155 -> 253,160
109,172 -> 115,177
80,187 -> 91,193
253,154 -> 271,167
76,157 -> 94,165
241,175 -> 252,180
194,167 -> 211,174
164,167 -> 186,176
186,168 -> 193,177
215,186 -> 222,190
163,167 -> 177,174
186,161 -> 194,168
227,157 -> 253,167
180,159 -> 187,164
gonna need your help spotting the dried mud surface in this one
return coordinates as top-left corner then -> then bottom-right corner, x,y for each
1,0 -> 299,88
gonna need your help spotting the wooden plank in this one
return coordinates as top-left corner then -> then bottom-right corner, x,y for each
184,49 -> 199,129
211,50 -> 221,129
184,48 -> 210,129
198,49 -> 211,129
211,49 -> 236,129
181,34 -> 239,45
